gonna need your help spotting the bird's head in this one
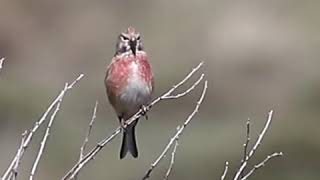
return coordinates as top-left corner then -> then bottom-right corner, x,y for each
115,27 -> 143,57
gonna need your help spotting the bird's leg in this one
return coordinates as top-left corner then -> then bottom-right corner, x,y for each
118,116 -> 127,132
140,105 -> 149,120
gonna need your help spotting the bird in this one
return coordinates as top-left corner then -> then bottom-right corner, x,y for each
105,27 -> 154,159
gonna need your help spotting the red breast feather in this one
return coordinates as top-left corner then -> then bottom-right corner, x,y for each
105,52 -> 154,119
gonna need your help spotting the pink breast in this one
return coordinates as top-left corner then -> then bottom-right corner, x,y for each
106,53 -> 154,96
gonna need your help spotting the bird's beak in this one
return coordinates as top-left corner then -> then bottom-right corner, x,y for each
129,38 -> 137,56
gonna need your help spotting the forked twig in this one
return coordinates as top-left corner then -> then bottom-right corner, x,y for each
220,110 -> 282,180
1,74 -> 84,180
233,111 -> 275,180
142,80 -> 208,180
240,152 -> 283,180
62,62 -> 204,180
29,89 -> 64,180
163,137 -> 179,180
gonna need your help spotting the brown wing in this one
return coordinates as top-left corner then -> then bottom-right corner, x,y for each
137,53 -> 154,94
105,56 -> 131,110
105,58 -> 121,109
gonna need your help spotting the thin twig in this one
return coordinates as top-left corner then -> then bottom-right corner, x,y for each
29,88 -> 65,180
248,111 -> 273,158
74,101 -> 98,179
220,110 -> 282,180
80,101 -> 98,160
0,57 -> 4,70
8,131 -> 28,180
142,80 -> 208,180
221,162 -> 229,180
62,62 -> 204,180
242,119 -> 250,162
240,119 -> 250,178
240,152 -> 283,180
162,74 -> 204,99
62,128 -> 121,180
164,138 -> 179,180
233,110 -> 275,180
1,74 -> 84,180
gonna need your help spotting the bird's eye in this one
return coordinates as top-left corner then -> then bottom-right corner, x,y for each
136,36 -> 140,40
121,35 -> 129,41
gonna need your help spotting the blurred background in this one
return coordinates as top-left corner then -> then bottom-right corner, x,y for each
0,0 -> 320,179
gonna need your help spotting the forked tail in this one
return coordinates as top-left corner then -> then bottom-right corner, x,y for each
120,124 -> 138,159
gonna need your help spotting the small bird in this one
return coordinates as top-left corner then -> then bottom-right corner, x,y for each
105,27 -> 154,159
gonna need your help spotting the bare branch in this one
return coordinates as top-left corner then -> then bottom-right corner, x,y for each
62,62 -> 204,180
163,62 -> 204,96
239,119 -> 250,178
7,131 -> 28,180
248,111 -> 273,158
79,101 -> 98,161
162,74 -> 204,99
0,57 -> 4,70
73,101 -> 98,180
62,128 -> 121,180
230,110 -> 282,180
240,152 -> 283,180
142,80 -> 208,180
163,138 -> 179,180
221,162 -> 229,180
242,119 -> 250,163
1,74 -> 84,180
29,87 -> 65,180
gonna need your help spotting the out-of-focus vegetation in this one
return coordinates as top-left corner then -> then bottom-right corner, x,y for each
1,0 -> 320,179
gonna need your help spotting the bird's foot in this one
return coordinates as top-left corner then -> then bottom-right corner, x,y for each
141,105 -> 149,120
120,120 -> 127,132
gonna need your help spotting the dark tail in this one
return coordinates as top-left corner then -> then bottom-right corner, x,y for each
120,124 -> 138,159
